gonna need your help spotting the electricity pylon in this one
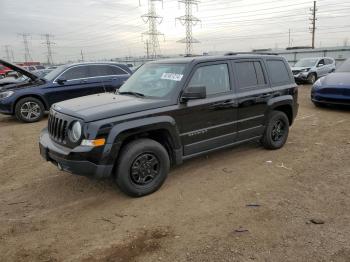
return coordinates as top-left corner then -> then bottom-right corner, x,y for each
176,0 -> 201,56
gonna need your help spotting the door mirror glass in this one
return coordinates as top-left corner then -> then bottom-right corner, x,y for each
56,78 -> 67,85
181,86 -> 206,103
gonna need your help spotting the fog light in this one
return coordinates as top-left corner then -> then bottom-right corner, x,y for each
81,138 -> 106,147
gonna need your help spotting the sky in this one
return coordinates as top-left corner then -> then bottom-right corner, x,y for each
0,0 -> 349,63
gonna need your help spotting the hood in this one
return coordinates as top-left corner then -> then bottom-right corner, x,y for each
53,93 -> 172,122
0,77 -> 43,92
0,77 -> 22,87
291,66 -> 311,71
0,59 -> 38,81
319,72 -> 350,88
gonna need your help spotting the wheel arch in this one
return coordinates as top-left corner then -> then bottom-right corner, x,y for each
308,71 -> 318,79
268,96 -> 294,125
13,94 -> 49,113
105,116 -> 183,170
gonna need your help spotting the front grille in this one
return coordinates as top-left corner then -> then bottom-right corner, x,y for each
48,113 -> 69,143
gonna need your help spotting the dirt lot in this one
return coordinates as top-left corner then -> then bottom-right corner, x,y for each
0,85 -> 349,262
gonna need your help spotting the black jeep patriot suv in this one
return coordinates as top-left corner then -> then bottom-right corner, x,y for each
39,54 -> 298,197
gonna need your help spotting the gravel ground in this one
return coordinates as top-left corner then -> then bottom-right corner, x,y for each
0,85 -> 349,262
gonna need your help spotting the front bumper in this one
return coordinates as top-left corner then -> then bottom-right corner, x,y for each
294,72 -> 309,82
311,91 -> 350,106
0,99 -> 13,114
39,128 -> 113,178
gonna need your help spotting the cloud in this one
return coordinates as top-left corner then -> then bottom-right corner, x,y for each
0,0 -> 348,63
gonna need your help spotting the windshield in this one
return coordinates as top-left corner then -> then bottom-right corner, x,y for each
294,58 -> 318,67
43,64 -> 67,81
118,63 -> 186,98
336,59 -> 350,72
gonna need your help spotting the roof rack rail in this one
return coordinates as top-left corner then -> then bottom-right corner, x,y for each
225,52 -> 279,56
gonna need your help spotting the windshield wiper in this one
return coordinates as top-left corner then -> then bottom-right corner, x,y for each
118,91 -> 145,97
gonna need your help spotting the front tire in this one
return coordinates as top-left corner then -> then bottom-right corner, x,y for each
115,138 -> 170,197
307,73 -> 317,84
15,97 -> 45,123
262,111 -> 289,150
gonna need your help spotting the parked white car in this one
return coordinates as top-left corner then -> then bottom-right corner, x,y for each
291,57 -> 336,84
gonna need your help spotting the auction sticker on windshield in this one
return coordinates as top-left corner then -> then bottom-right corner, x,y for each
161,73 -> 183,81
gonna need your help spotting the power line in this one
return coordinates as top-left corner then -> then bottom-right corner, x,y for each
176,0 -> 201,56
141,0 -> 164,59
42,34 -> 55,64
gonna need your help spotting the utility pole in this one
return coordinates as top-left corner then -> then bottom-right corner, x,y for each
140,0 -> 164,59
288,29 -> 291,47
176,0 -> 201,56
41,34 -> 55,65
18,33 -> 32,62
309,1 -> 317,49
80,50 -> 84,62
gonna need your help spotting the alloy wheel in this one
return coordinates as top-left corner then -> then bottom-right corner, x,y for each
271,119 -> 286,142
130,153 -> 160,185
20,101 -> 41,121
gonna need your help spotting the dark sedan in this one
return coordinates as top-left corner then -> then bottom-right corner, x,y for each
311,58 -> 350,107
0,60 -> 132,122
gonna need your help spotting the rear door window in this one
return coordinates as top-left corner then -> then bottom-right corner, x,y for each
325,58 -> 333,65
87,65 -> 128,78
235,61 -> 266,90
106,65 -> 128,75
266,60 -> 291,86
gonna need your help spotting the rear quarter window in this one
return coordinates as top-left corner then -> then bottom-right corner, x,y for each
266,60 -> 291,86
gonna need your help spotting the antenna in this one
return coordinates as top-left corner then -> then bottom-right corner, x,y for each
176,0 -> 201,56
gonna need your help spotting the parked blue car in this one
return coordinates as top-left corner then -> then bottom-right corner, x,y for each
0,60 -> 132,122
311,58 -> 350,107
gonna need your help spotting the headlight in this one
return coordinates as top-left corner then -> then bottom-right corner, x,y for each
0,91 -> 14,99
314,79 -> 321,86
68,121 -> 82,143
301,68 -> 310,72
313,78 -> 323,89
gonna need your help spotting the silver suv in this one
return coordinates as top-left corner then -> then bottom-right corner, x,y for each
291,57 -> 336,84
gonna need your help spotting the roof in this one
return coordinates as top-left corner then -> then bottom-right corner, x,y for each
152,54 -> 284,65
65,61 -> 128,67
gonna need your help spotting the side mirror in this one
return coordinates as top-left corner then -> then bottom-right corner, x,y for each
317,63 -> 324,67
181,86 -> 206,103
56,78 -> 67,85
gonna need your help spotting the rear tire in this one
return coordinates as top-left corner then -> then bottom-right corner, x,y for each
15,97 -> 45,123
262,111 -> 289,150
115,138 -> 170,197
307,73 -> 317,84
